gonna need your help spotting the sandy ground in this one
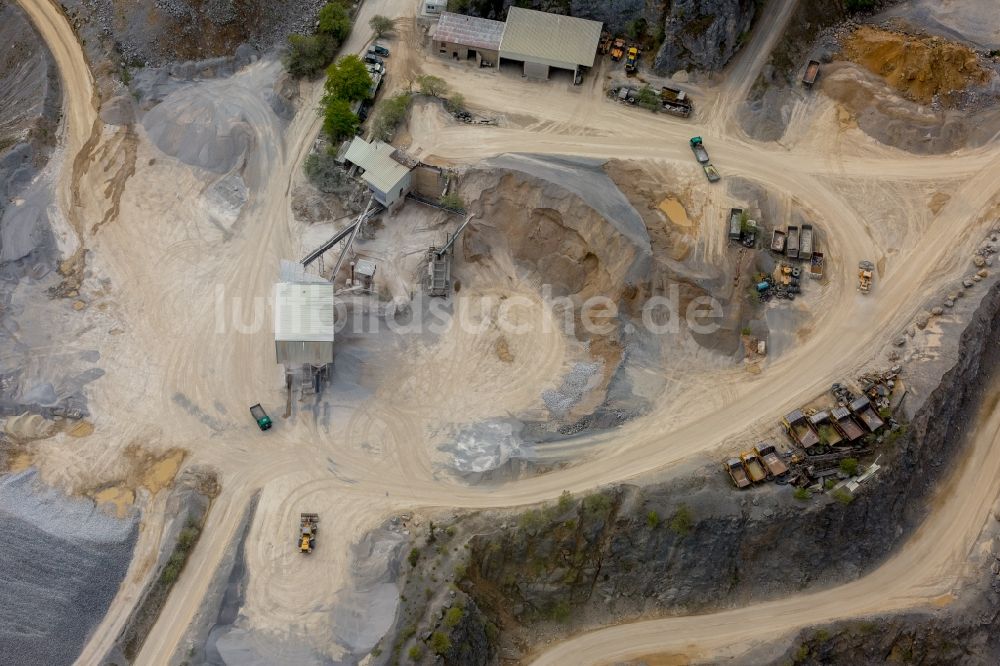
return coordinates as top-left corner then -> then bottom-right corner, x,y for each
9,0 -> 1000,664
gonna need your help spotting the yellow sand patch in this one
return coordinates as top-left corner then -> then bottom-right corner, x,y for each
94,485 -> 136,519
928,192 -> 950,215
658,197 -> 693,228
68,421 -> 95,438
8,452 -> 33,473
140,449 -> 185,495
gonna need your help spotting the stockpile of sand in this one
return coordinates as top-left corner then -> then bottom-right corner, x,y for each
841,26 -> 990,106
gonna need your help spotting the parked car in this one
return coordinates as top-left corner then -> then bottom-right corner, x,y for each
365,61 -> 385,76
369,44 -> 390,57
363,53 -> 383,66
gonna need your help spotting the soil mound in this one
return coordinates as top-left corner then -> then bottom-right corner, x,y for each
841,26 -> 990,106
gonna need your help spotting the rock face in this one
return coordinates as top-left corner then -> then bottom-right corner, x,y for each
654,0 -> 757,73
457,0 -> 756,73
452,279 -> 1000,656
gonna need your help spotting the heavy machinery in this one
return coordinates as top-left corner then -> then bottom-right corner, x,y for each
809,252 -> 824,279
250,404 -> 272,431
598,31 -> 612,54
771,228 -> 787,253
858,260 -> 874,293
659,86 -> 692,117
803,59 -> 820,87
299,513 -> 319,553
689,136 -> 710,163
725,458 -> 751,489
625,47 -> 639,73
754,442 -> 789,478
740,451 -> 767,483
703,164 -> 721,182
611,38 -> 625,61
786,225 -> 800,259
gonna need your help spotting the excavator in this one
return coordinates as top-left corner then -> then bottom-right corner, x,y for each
625,47 -> 640,73
858,260 -> 874,294
611,38 -> 625,61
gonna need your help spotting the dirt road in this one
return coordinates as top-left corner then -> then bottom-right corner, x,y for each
531,376 -> 1000,665
13,0 -> 1000,664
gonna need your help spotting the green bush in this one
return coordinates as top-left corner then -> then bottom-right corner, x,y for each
324,55 -> 372,102
284,34 -> 338,78
549,601 -> 571,622
625,18 -> 647,41
582,492 -> 612,515
635,85 -> 659,112
444,606 -> 464,627
839,457 -> 859,476
794,487 -> 812,501
407,644 -> 423,660
646,510 -> 660,528
322,98 -> 359,139
430,631 -> 451,655
832,488 -> 854,505
557,490 -> 573,512
444,92 -> 465,113
439,192 -> 465,211
408,547 -> 420,567
740,326 -> 752,336
669,505 -> 693,535
372,92 -> 413,141
304,151 -> 351,193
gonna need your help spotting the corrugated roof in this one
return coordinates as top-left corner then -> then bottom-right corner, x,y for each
274,283 -> 335,342
500,7 -> 602,69
345,137 -> 413,193
434,11 -> 505,51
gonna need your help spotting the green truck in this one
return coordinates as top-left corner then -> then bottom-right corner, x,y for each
250,403 -> 272,431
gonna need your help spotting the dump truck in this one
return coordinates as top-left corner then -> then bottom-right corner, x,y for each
728,208 -> 743,241
809,251 -> 824,279
799,224 -> 814,261
625,47 -> 639,73
725,457 -> 751,489
611,38 -> 625,61
660,86 -> 692,117
803,60 -> 820,87
809,411 -> 843,447
849,395 -> 885,432
689,136 -> 710,163
858,260 -> 874,293
299,513 -> 319,553
754,442 -> 789,478
250,403 -> 272,431
786,225 -> 800,259
831,406 -> 865,442
771,228 -> 786,253
703,164 -> 721,182
783,409 -> 820,452
740,451 -> 767,483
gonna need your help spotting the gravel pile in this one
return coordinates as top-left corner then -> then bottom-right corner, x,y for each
0,470 -> 137,666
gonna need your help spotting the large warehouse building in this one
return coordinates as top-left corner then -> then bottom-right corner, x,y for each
432,7 -> 602,80
274,282 -> 335,367
499,7 -> 602,80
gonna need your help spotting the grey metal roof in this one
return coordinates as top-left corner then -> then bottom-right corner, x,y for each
274,283 -> 335,342
499,7 -> 602,69
345,137 -> 413,194
434,11 -> 505,51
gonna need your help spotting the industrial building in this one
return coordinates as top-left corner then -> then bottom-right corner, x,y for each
432,12 -> 504,66
274,282 -> 335,367
344,137 -> 416,212
499,7 -> 602,80
432,7 -> 602,80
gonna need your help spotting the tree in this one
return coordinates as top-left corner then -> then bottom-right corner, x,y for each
322,98 -> 359,139
318,1 -> 352,42
625,17 -> 647,42
369,14 -> 395,38
668,504 -> 693,535
416,74 -> 449,98
284,34 -> 337,78
439,192 -> 465,211
325,55 -> 372,102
